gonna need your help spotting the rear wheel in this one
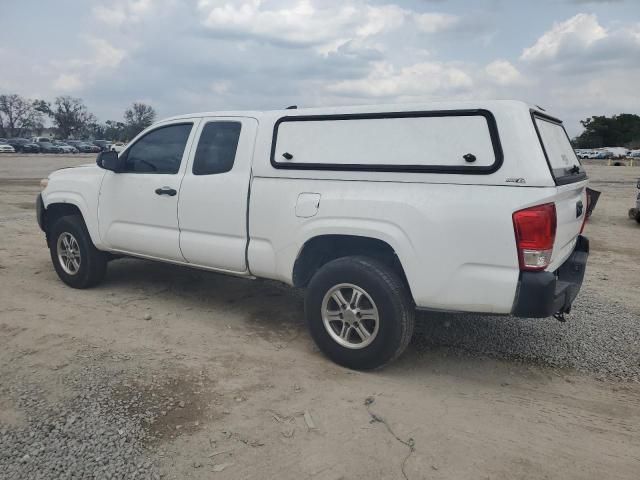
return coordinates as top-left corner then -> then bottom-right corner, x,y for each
305,256 -> 414,370
49,215 -> 107,288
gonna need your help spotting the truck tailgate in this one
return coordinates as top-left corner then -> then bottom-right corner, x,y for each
549,181 -> 588,270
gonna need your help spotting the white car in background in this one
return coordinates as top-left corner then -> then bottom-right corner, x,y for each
110,142 -> 127,153
575,150 -> 597,159
0,142 -> 16,153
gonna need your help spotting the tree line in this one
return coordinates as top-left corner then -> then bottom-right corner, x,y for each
572,113 -> 640,149
0,94 -> 156,142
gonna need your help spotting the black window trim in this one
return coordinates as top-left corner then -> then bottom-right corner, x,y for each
192,120 -> 243,176
269,109 -> 504,175
119,121 -> 194,175
530,110 -> 587,186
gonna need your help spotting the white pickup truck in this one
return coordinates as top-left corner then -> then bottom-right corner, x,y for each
37,101 -> 590,369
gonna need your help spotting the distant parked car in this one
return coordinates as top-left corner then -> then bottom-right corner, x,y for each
110,142 -> 126,153
33,136 -> 55,143
0,143 -> 16,153
7,138 -> 40,153
34,139 -> 62,154
66,140 -> 99,153
575,150 -> 598,159
76,142 -> 101,153
52,140 -> 79,154
93,139 -> 112,152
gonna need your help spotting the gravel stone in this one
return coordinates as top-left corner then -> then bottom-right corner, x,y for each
414,288 -> 640,382
0,367 -> 159,480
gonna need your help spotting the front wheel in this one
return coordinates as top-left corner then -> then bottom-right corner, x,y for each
49,215 -> 107,288
305,256 -> 415,370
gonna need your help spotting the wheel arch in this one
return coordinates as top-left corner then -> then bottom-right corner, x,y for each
41,195 -> 100,247
292,234 -> 413,298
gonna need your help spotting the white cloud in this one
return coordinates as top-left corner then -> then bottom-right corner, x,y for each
357,4 -> 407,37
93,5 -> 128,26
210,81 -> 230,94
326,61 -> 473,98
85,37 -> 127,69
52,37 -> 127,92
521,13 -> 606,61
92,0 -> 156,26
198,0 -> 361,47
519,13 -> 640,78
484,59 -> 524,86
414,13 -> 459,33
197,0 -> 457,53
53,73 -> 84,92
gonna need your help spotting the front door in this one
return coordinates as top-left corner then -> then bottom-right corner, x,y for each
178,117 -> 258,273
98,121 -> 199,261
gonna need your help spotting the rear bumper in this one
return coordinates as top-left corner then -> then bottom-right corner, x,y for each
512,235 -> 589,318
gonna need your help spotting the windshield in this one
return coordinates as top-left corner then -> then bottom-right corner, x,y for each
533,114 -> 586,185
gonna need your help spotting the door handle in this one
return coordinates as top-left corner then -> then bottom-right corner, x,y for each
155,187 -> 177,196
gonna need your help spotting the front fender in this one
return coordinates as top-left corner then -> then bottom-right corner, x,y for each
42,190 -> 103,248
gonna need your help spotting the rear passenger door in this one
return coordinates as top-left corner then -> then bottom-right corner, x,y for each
178,117 -> 258,273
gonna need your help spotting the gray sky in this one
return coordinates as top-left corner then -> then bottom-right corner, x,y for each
1,0 -> 639,136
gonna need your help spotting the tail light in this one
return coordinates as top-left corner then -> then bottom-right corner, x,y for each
513,203 -> 557,271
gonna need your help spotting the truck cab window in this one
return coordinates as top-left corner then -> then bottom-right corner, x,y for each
192,122 -> 242,175
122,123 -> 192,174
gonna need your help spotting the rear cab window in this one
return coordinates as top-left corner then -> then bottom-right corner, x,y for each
532,112 -> 587,185
192,121 -> 242,175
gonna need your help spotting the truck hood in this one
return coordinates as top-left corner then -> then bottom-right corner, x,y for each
49,163 -> 100,177
42,162 -> 106,206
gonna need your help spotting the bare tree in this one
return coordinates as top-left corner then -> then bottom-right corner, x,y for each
124,102 -> 156,139
48,96 -> 96,138
0,94 -> 45,137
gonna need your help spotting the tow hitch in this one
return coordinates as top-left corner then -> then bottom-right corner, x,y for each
553,311 -> 567,322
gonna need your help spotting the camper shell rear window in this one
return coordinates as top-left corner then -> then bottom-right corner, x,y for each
531,111 -> 587,185
270,109 -> 504,174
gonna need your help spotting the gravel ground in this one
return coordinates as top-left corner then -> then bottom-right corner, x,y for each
0,366 -> 159,480
414,285 -> 640,381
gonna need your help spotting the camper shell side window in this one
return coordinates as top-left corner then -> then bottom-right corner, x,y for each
270,109 -> 504,175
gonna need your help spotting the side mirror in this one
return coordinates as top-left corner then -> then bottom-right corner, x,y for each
96,150 -> 121,172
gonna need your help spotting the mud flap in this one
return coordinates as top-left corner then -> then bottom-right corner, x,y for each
586,188 -> 600,218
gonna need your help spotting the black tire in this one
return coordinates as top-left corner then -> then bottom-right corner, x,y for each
49,215 -> 107,288
305,256 -> 415,370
